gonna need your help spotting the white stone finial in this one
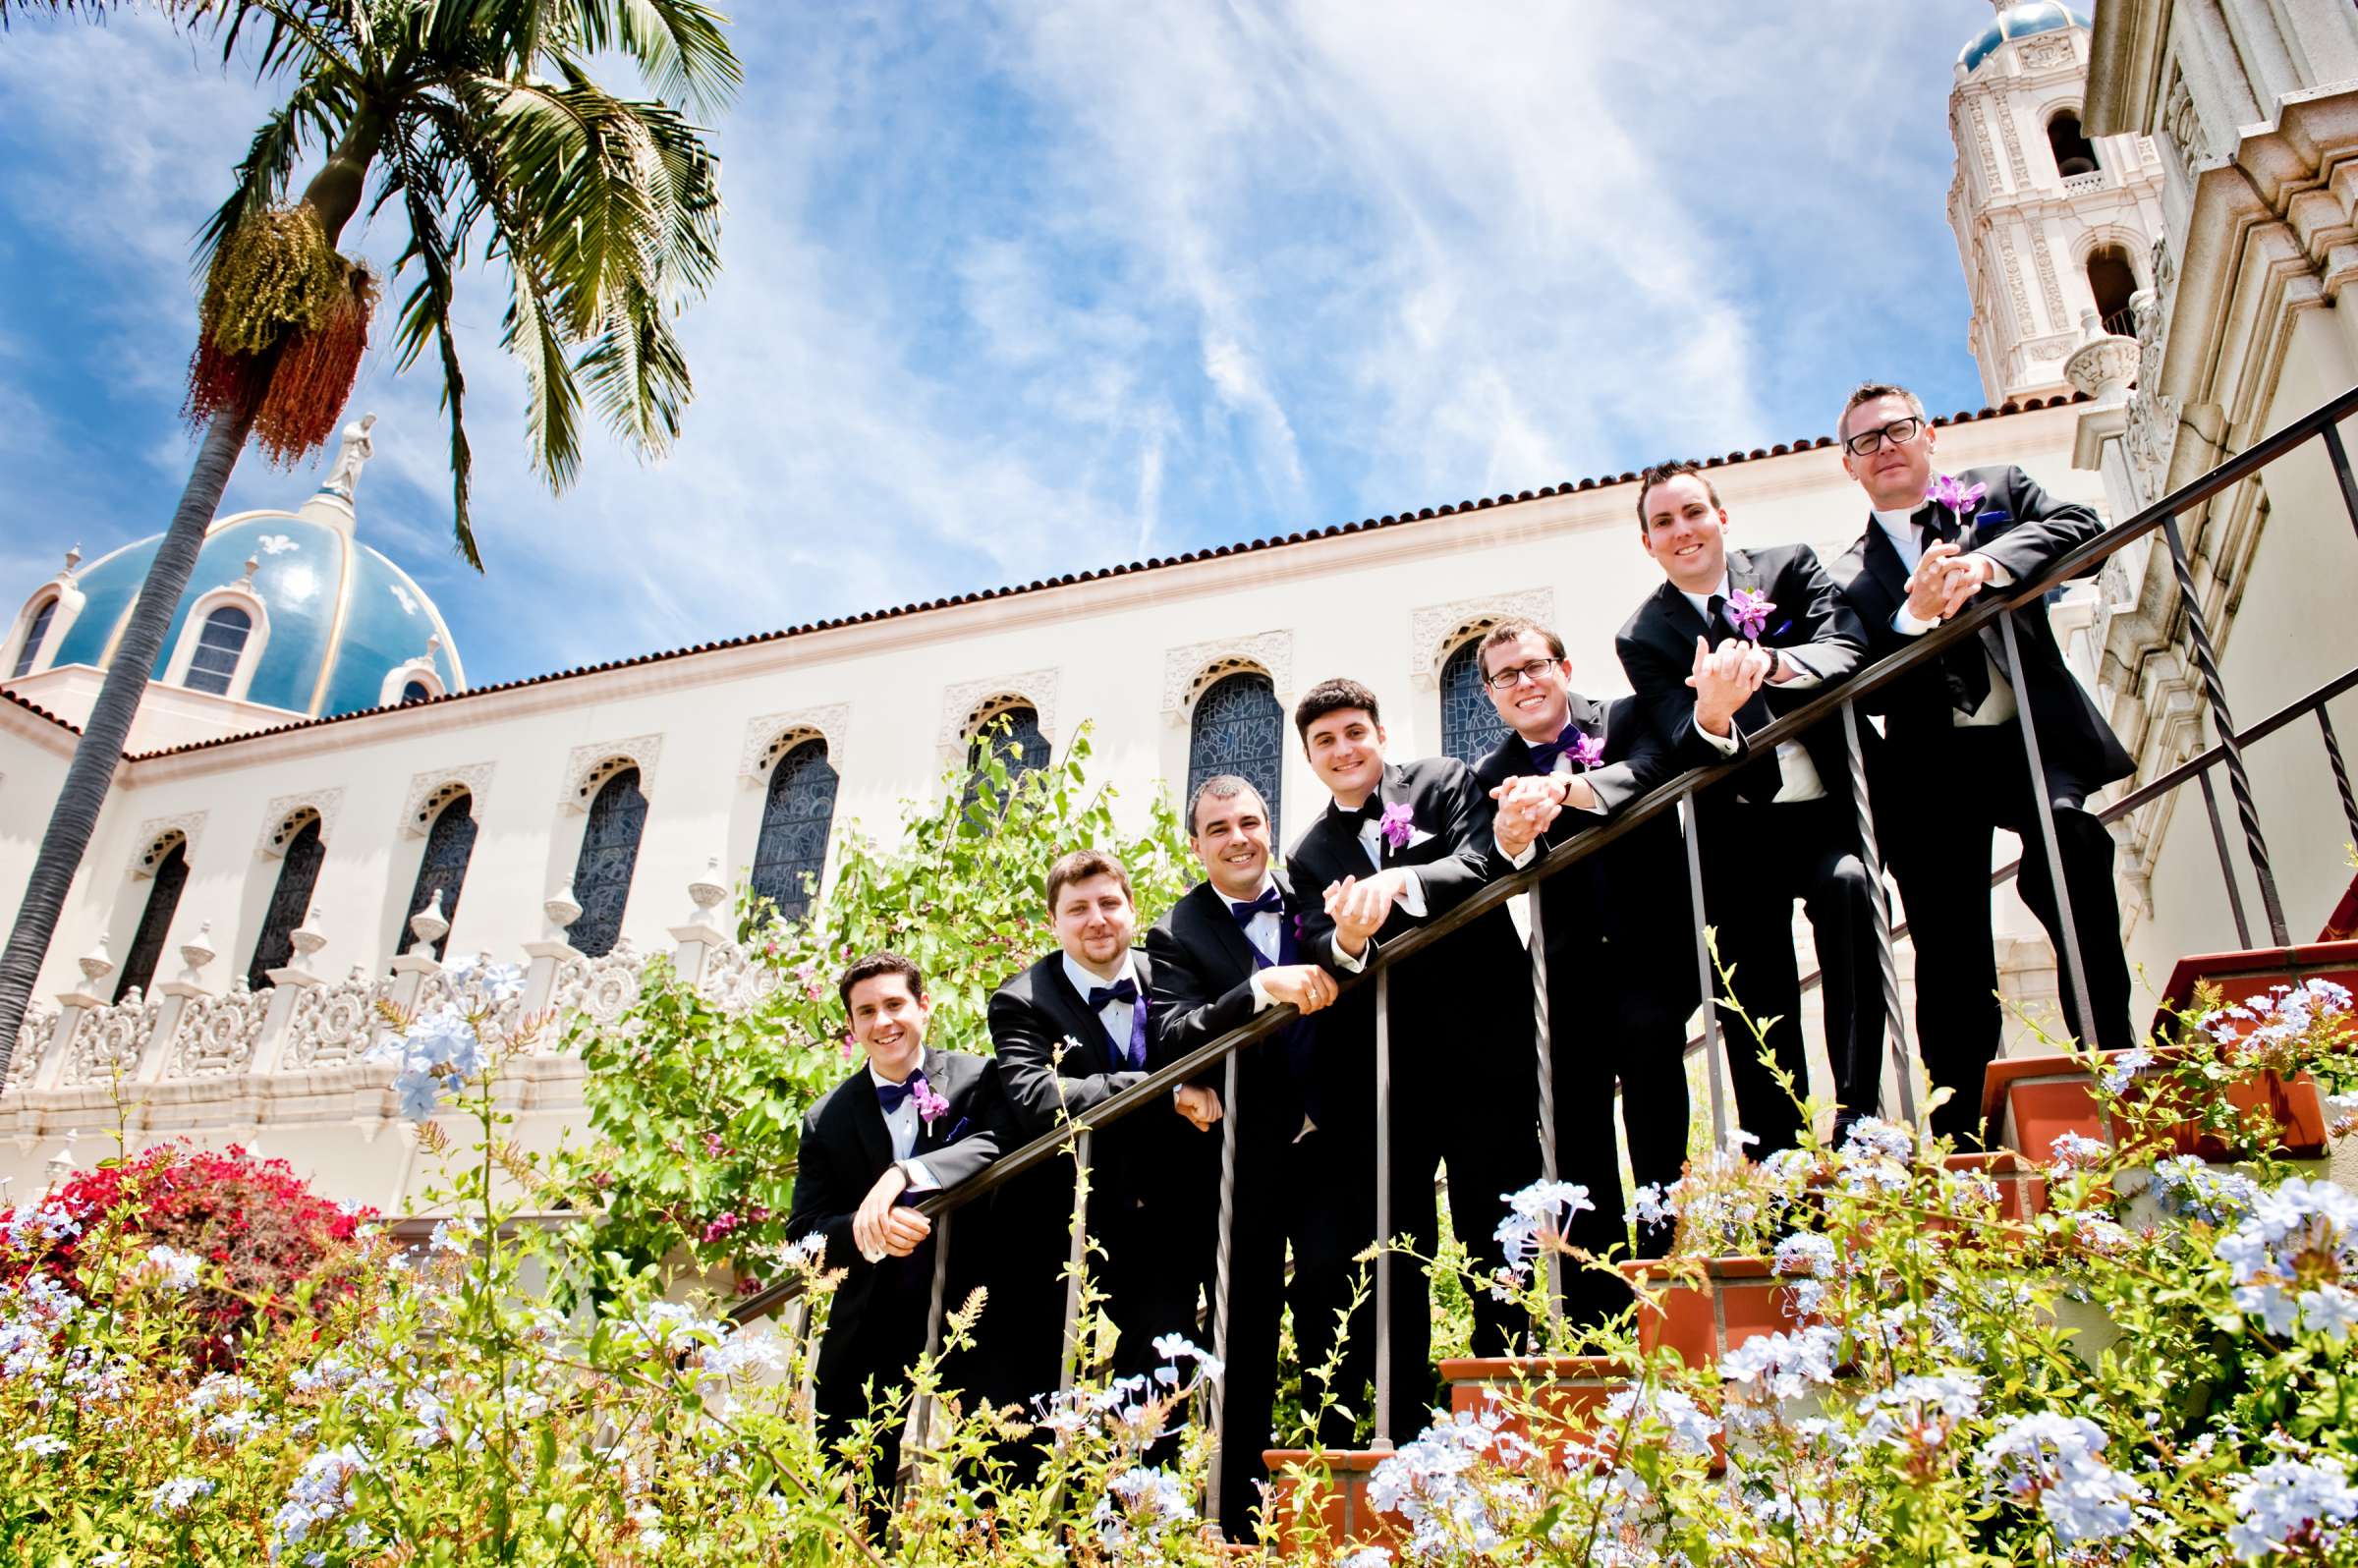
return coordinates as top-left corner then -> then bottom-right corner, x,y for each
77,938 -> 113,986
62,544 -> 82,576
289,907 -> 328,964
688,857 -> 728,923
44,1131 -> 78,1186
409,889 -> 450,952
175,921 -> 216,987
544,883 -> 584,939
323,413 -> 377,503
237,555 -> 260,590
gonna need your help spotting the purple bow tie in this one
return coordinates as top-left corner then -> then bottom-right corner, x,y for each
1229,887 -> 1283,924
1528,725 -> 1598,775
875,1071 -> 931,1115
1085,978 -> 1140,1011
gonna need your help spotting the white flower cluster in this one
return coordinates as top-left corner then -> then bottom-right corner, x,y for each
1593,1383 -> 1718,1460
2204,978 -> 2353,1049
2227,1454 -> 2358,1561
2148,1154 -> 2263,1226
2047,1131 -> 2110,1172
1719,1322 -> 1840,1423
1091,1465 -> 1196,1553
1491,1179 -> 1592,1280
1975,1411 -> 2147,1545
0,1272 -> 83,1380
368,1002 -> 491,1123
3,1202 -> 81,1255
149,1475 -> 215,1516
138,1244 -> 203,1293
271,1442 -> 370,1561
1856,1371 -> 1982,1453
1366,1407 -> 1530,1562
2218,1176 -> 2358,1341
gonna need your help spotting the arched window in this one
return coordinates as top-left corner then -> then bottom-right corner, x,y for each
402,793 -> 477,961
1187,672 -> 1285,829
567,766 -> 646,959
185,605 -> 253,697
10,596 -> 56,681
2087,244 -> 2138,333
115,839 -> 188,1002
750,740 -> 839,923
247,815 -> 324,990
400,680 -> 432,704
2048,110 -> 2099,178
967,704 -> 1051,785
1439,638 -> 1511,764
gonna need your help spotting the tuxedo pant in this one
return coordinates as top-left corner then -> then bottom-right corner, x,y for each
813,1262 -> 934,1520
1211,1059 -> 1302,1541
1884,729 -> 2133,1143
1543,940 -> 1692,1325
1699,796 -> 1883,1153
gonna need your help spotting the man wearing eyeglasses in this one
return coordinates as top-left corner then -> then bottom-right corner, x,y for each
1828,381 -> 2135,1145
1472,619 -> 1691,1320
1617,462 -> 1880,1154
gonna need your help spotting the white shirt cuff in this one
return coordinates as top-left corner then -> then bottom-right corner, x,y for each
1330,940 -> 1367,973
1977,552 -> 2014,587
898,1158 -> 938,1194
1693,712 -> 1742,756
1499,835 -> 1538,868
1394,869 -> 1428,919
1248,970 -> 1275,1011
1773,649 -> 1825,688
1892,603 -> 1937,637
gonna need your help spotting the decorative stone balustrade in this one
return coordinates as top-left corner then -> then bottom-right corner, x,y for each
0,866 -> 783,1110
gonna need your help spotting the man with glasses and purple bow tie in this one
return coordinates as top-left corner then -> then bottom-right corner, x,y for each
1828,381 -> 2136,1145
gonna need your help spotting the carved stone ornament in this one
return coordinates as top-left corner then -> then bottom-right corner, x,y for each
1409,590 -> 1554,689
739,703 -> 851,783
255,789 -> 343,859
2023,331 -> 2081,363
1161,631 -> 1295,726
2031,232 -> 2066,325
2017,34 -> 2073,71
561,734 -> 664,812
129,812 -> 205,880
938,669 -> 1060,750
401,762 -> 494,836
1995,94 -> 2030,188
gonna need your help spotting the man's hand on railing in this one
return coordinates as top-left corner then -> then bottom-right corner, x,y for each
1172,1083 -> 1223,1132
1322,872 -> 1404,957
853,1166 -> 929,1262
1687,635 -> 1770,738
1258,964 -> 1337,1016
1490,773 -> 1568,860
1903,540 -> 1967,623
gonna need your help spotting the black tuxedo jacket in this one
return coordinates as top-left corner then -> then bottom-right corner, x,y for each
1828,464 -> 2132,802
1285,756 -> 1531,1099
1616,543 -> 1868,808
784,1045 -> 1005,1354
1144,870 -> 1329,1135
1469,696 -> 1695,1017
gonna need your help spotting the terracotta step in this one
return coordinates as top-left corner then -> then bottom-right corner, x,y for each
1618,1257 -> 1810,1371
1940,1149 -> 2049,1219
1983,1047 -> 2328,1163
1439,1354 -> 1632,1460
1258,1447 -> 1401,1553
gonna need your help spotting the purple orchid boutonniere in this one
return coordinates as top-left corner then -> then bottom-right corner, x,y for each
1724,588 -> 1776,643
1927,473 -> 1989,532
1378,801 -> 1416,851
1569,733 -> 1605,771
912,1077 -> 950,1126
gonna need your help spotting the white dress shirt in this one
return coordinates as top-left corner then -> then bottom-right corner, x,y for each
1497,743 -> 1611,868
1683,578 -> 1826,802
1062,951 -> 1145,1066
867,1063 -> 938,1193
1348,812 -> 1429,918
1226,875 -> 1290,1013
1873,508 -> 2019,727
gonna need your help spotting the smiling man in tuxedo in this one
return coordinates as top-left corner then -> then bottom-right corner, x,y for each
1828,381 -> 2135,1142
1471,619 -> 1692,1319
987,849 -> 1223,1402
785,952 -> 1008,1497
1146,773 -> 1340,1539
1617,461 -> 1880,1152
1283,677 -> 1540,1441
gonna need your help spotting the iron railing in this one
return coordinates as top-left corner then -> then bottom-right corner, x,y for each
733,381 -> 2358,1521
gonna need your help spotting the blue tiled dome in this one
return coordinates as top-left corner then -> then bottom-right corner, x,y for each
1960,2 -> 2089,75
46,501 -> 462,719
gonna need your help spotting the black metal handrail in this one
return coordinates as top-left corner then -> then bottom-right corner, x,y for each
733,380 -> 2358,1330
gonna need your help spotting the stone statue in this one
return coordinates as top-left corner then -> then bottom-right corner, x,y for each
323,413 -> 377,502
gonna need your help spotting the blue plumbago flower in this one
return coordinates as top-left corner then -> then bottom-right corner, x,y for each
1368,1408 -> 1527,1561
1150,1332 -> 1225,1386
1597,1383 -> 1719,1459
1976,1412 -> 2148,1545
2205,979 -> 2355,1048
2047,1131 -> 2110,1172
426,1216 -> 479,1257
271,1443 -> 369,1560
150,1476 -> 215,1516
140,1243 -> 202,1293
1092,1466 -> 1197,1552
4,1202 -> 82,1255
1339,1549 -> 1393,1568
2148,1155 -> 2261,1225
1491,1179 -> 1593,1277
2101,1046 -> 2156,1093
13,1434 -> 65,1456
185,1373 -> 260,1414
1838,1116 -> 1914,1162
2227,1455 -> 2358,1561
698,1328 -> 784,1383
2218,1176 -> 2358,1340
1857,1371 -> 1983,1453
1720,1323 -> 1841,1408
444,952 -> 525,1003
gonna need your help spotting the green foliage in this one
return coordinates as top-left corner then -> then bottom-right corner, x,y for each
565,721 -> 1199,1282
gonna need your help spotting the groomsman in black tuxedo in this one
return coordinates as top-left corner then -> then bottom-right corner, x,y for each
987,849 -> 1224,1400
1829,381 -> 2135,1141
786,952 -> 1008,1494
1146,773 -> 1342,1540
1470,619 -> 1692,1320
1284,678 -> 1540,1442
1617,461 -> 1880,1152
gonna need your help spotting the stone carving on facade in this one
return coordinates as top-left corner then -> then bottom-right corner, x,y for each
552,940 -> 646,1033
256,789 -> 344,858
2162,65 -> 2203,168
562,735 -> 664,812
937,669 -> 1060,750
739,703 -> 852,783
130,812 -> 206,879
2024,331 -> 2081,363
1161,631 -> 1295,726
61,995 -> 159,1088
401,763 -> 494,837
1409,590 -> 1555,689
281,968 -> 395,1070
1999,233 -> 2038,346
410,966 -> 527,1046
698,938 -> 784,1016
1995,96 -> 2030,188
6,1004 -> 56,1093
1968,99 -> 2002,194
2123,267 -> 2182,503
2031,232 -> 2067,323
2018,34 -> 2074,71
164,983 -> 269,1080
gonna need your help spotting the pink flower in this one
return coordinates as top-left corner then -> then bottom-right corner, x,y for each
840,1035 -> 857,1061
1724,588 -> 1776,643
1926,473 -> 1989,517
702,1132 -> 727,1159
1569,732 -> 1605,770
702,1211 -> 740,1244
1378,801 -> 1416,850
912,1080 -> 950,1125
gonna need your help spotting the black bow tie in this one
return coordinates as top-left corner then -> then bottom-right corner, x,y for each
875,1071 -> 930,1114
1527,723 -> 1588,776
1085,978 -> 1139,1011
1338,794 -> 1385,825
1228,886 -> 1283,924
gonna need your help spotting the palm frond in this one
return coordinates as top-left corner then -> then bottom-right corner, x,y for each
382,129 -> 480,570
563,0 -> 739,114
194,72 -> 348,272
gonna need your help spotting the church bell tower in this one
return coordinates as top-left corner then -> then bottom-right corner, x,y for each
1945,2 -> 2166,406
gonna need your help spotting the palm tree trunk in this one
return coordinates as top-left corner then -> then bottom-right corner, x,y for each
0,399 -> 258,1080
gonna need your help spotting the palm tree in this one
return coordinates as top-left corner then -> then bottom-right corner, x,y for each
0,0 -> 740,1074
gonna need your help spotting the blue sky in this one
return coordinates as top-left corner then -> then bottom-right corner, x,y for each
0,3 -> 1999,691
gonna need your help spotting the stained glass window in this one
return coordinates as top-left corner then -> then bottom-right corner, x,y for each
751,740 -> 839,924
1440,637 -> 1511,765
1187,672 -> 1284,830
115,840 -> 188,1003
11,597 -> 56,680
247,816 -> 323,990
186,605 -> 252,697
402,793 -> 477,961
965,704 -> 1051,804
567,767 -> 646,959
400,680 -> 432,704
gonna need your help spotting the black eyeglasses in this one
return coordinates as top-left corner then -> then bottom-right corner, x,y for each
1484,658 -> 1559,692
1843,417 -> 1925,457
